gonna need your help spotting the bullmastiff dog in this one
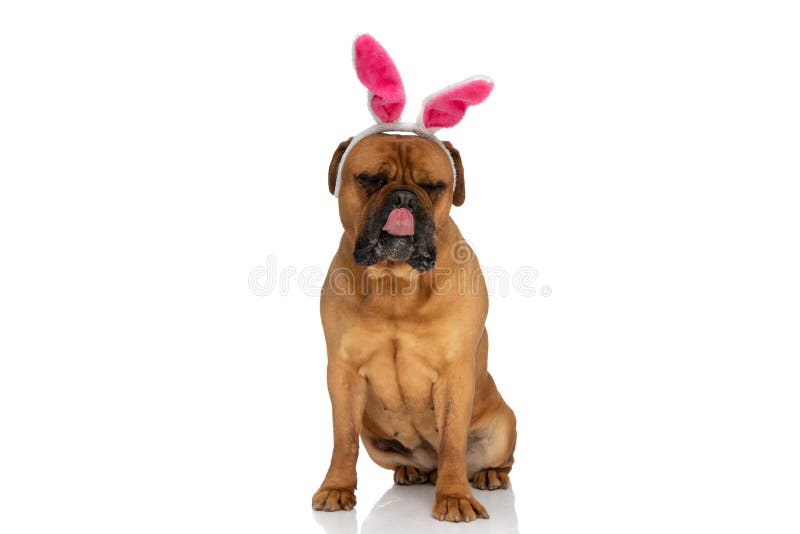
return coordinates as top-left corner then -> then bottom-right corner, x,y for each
311,132 -> 517,522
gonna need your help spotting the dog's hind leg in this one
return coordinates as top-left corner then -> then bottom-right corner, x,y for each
393,465 -> 436,485
466,391 -> 516,490
471,466 -> 511,490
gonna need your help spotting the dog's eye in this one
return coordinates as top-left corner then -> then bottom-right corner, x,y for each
356,173 -> 387,191
419,182 -> 446,194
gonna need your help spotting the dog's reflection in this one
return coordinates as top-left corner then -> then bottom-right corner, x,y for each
314,484 -> 518,534
312,505 -> 358,534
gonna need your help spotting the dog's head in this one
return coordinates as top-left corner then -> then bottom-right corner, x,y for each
326,34 -> 492,271
328,133 -> 464,272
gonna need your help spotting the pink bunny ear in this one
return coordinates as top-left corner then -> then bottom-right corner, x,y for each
421,77 -> 494,130
354,34 -> 406,123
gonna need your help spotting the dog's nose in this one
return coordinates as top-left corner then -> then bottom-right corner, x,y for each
389,189 -> 418,209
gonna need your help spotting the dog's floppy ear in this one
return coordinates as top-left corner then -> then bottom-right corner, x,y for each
443,141 -> 465,206
328,138 -> 353,195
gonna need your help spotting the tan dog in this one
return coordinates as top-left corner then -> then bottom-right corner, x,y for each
312,132 -> 517,522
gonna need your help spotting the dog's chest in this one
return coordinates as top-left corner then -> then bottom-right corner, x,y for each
361,349 -> 437,411
344,329 -> 439,412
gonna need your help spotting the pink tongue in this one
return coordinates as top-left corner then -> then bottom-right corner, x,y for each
382,208 -> 415,236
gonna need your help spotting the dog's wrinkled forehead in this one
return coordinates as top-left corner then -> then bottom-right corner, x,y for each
338,127 -> 456,189
332,34 -> 492,197
334,123 -> 456,197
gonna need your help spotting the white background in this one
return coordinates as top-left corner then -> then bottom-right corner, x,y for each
1,1 -> 799,533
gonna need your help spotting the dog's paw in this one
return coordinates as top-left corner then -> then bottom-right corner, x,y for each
393,465 -> 432,485
432,492 -> 489,522
311,487 -> 356,512
471,467 -> 510,490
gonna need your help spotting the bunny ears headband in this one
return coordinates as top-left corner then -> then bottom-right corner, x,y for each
333,34 -> 494,197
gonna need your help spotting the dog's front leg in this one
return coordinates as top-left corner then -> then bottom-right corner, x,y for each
431,360 -> 489,522
311,361 -> 367,512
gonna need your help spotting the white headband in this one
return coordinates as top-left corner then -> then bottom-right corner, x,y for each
334,34 -> 493,198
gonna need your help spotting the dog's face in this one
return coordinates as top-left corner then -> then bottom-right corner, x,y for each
329,134 -> 464,271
